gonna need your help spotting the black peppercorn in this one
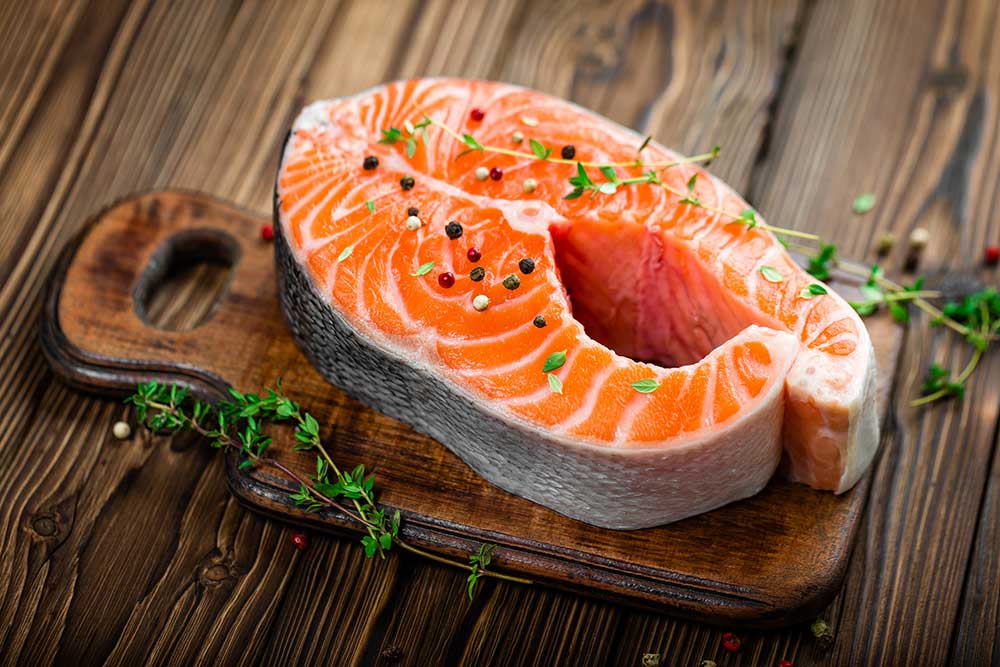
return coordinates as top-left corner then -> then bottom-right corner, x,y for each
533,315 -> 547,328
407,206 -> 419,217
561,145 -> 575,160
363,155 -> 379,170
445,221 -> 463,239
518,258 -> 535,274
502,274 -> 521,290
400,176 -> 415,190
470,267 -> 485,282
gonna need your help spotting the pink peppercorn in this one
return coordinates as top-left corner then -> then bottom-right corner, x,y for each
467,247 -> 481,262
985,245 -> 1000,266
778,660 -> 793,667
721,633 -> 741,652
291,532 -> 308,551
470,108 -> 485,121
489,167 -> 503,181
261,224 -> 274,241
438,272 -> 455,288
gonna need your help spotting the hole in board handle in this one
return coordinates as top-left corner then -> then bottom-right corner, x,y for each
134,229 -> 240,331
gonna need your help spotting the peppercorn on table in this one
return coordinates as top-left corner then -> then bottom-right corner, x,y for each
2,1 -> 999,665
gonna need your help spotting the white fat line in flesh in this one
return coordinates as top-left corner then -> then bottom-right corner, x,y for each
501,341 -> 586,408
282,168 -> 347,220
698,358 -> 719,430
552,358 -> 627,434
320,223 -> 389,293
453,323 -> 569,380
612,370 -> 680,445
283,152 -> 343,201
302,210 -> 368,252
378,229 -> 420,334
715,357 -> 749,410
798,297 -> 859,350
291,177 -> 382,247
354,225 -> 397,319
393,82 -> 450,172
435,317 -> 539,346
281,149 -> 347,178
802,315 -> 857,351
292,178 -> 355,248
282,152 -> 365,218
368,84 -> 397,138
297,178 -> 406,252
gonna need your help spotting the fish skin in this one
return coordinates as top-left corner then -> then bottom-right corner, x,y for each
277,225 -> 797,528
275,78 -> 880,526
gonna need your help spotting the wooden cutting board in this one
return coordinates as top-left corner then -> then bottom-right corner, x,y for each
41,191 -> 902,628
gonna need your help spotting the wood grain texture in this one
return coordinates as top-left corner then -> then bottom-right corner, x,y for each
42,190 -> 902,627
1,0 -> 998,664
748,0 -> 1000,664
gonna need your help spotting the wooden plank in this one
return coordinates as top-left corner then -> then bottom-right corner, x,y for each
951,433 -> 1000,664
5,0 -> 998,663
0,0 -> 355,664
0,0 -> 84,175
494,0 -> 804,193
0,0 -> 126,286
743,0 -> 1000,663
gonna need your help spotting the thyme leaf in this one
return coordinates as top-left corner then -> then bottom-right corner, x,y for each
529,138 -> 553,160
852,193 -> 876,215
411,261 -> 435,276
631,378 -> 661,393
542,350 -> 567,373
760,266 -> 784,283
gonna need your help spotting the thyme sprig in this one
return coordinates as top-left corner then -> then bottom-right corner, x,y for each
406,115 -> 820,241
126,380 -> 530,596
379,117 -> 433,158
564,163 -> 661,199
912,291 -> 1000,405
418,113 -> 720,170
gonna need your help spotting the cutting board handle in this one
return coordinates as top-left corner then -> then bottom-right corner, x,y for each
42,190 -> 275,396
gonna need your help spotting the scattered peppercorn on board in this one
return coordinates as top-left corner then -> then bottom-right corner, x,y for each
42,191 -> 903,627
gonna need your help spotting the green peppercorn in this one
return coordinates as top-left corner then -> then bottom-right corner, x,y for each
533,315 -> 546,328
400,176 -> 415,191
503,274 -> 521,290
470,267 -> 485,282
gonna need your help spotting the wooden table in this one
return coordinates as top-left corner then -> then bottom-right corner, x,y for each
2,1 -> 998,664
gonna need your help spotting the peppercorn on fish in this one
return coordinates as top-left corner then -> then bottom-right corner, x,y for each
274,79 -> 879,529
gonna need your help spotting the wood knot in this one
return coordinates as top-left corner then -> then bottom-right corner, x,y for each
197,552 -> 241,587
25,497 -> 75,543
30,514 -> 58,537
926,65 -> 969,97
574,23 -> 621,75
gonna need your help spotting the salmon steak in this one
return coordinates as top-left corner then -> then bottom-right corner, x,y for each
274,79 -> 879,529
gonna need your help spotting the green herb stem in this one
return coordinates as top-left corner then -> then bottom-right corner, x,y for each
422,114 -> 717,171
133,387 -> 531,589
911,338 -> 984,407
